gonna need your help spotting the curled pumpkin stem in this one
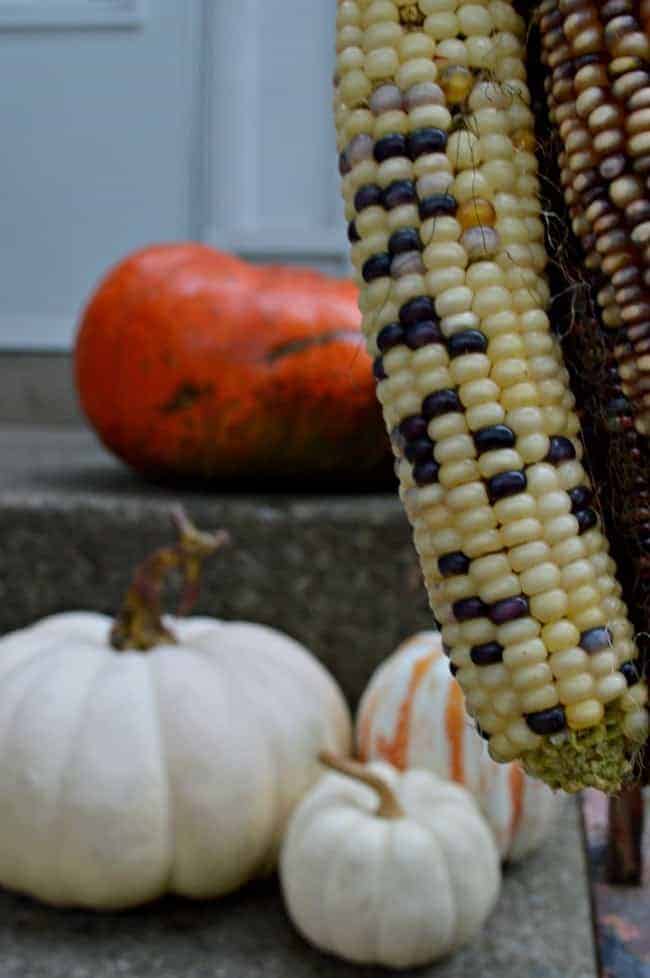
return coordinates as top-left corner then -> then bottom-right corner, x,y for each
318,751 -> 405,820
110,506 -> 230,652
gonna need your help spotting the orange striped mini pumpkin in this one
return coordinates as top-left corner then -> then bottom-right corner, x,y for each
357,632 -> 562,862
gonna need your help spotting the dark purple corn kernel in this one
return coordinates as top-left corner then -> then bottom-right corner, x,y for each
405,437 -> 434,462
383,179 -> 417,209
580,626 -> 612,653
488,595 -> 529,625
413,459 -> 440,485
600,157 -> 626,180
569,485 -> 593,512
373,133 -> 407,162
347,220 -> 360,243
475,724 -> 491,741
607,395 -> 632,418
449,662 -> 459,676
422,388 -> 462,419
399,414 -> 428,441
577,169 -> 600,193
474,424 -> 516,453
602,0 -> 633,20
573,52 -> 603,68
407,127 -> 448,158
583,184 -> 606,207
525,706 -> 566,735
540,7 -> 562,29
487,469 -> 527,503
339,151 -> 351,176
620,660 -> 640,686
354,184 -> 383,211
362,253 -> 391,282
400,295 -> 436,325
553,60 -> 575,80
405,320 -> 444,348
388,227 -> 422,255
576,508 -> 598,533
453,596 -> 488,622
612,266 -> 639,289
373,356 -> 387,381
377,323 -> 405,352
448,329 -> 488,358
545,436 -> 577,463
419,193 -> 457,219
438,551 -> 471,577
470,641 -> 504,666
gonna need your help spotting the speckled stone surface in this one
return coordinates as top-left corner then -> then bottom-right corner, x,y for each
0,800 -> 595,978
0,426 -> 427,706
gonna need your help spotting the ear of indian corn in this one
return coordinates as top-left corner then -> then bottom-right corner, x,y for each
539,0 -> 650,439
538,0 -> 650,619
334,0 -> 648,792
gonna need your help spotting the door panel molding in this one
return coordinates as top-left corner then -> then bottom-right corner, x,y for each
204,0 -> 347,270
207,227 -> 348,262
0,1 -> 144,30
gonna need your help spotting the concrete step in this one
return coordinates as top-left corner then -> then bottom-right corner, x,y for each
0,425 -> 427,706
0,425 -> 598,978
0,354 -> 80,426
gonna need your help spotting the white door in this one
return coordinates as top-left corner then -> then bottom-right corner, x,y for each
0,0 -> 345,351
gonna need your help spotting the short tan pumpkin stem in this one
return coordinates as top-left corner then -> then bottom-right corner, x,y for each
318,751 -> 405,819
110,506 -> 229,652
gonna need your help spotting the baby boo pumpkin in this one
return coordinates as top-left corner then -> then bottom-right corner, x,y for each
0,511 -> 351,909
75,244 -> 388,483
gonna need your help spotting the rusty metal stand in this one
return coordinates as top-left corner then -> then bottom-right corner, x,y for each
605,741 -> 647,885
606,787 -> 645,887
584,788 -> 649,977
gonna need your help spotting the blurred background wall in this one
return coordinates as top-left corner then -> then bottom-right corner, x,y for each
0,0 -> 344,421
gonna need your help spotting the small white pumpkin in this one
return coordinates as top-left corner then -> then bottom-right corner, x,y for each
0,512 -> 351,909
280,753 -> 501,969
357,631 -> 562,861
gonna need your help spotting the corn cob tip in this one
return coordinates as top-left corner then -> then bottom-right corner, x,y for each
520,708 -> 641,794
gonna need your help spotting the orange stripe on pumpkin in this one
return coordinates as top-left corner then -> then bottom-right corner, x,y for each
445,679 -> 466,784
375,652 -> 439,770
509,764 -> 525,840
357,687 -> 380,762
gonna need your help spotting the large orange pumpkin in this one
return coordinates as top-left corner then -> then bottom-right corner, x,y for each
75,244 -> 389,483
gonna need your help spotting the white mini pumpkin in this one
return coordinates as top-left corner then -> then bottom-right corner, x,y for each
280,753 -> 501,970
0,514 -> 351,909
357,631 -> 562,861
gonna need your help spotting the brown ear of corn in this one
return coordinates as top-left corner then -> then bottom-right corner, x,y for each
538,0 -> 650,633
539,0 -> 650,439
334,0 -> 648,792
